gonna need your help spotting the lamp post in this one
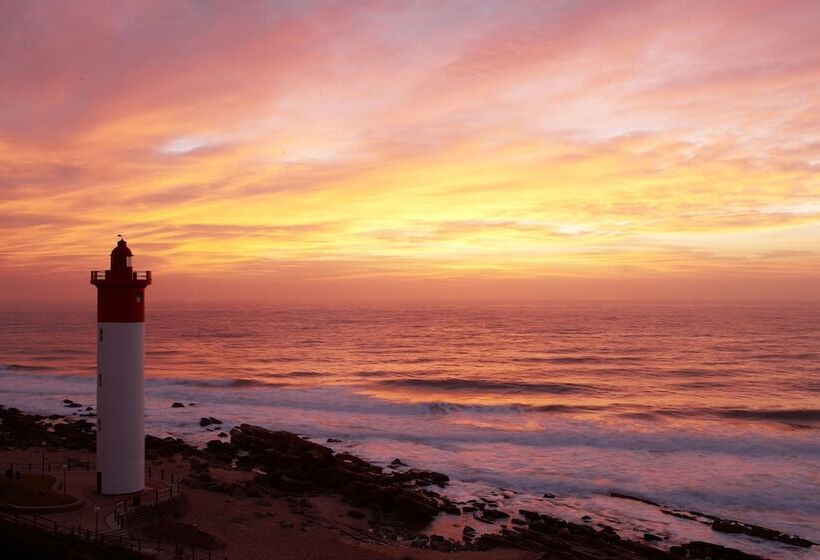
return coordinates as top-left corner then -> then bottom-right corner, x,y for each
95,506 -> 101,539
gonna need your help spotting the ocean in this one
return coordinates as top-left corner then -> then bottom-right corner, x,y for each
1,302 -> 818,557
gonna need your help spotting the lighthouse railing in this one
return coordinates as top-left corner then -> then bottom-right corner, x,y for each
90,270 -> 151,281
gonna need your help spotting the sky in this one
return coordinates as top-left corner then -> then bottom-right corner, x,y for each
1,0 -> 818,304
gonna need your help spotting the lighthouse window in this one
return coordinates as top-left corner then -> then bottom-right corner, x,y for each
136,292 -> 143,303
98,373 -> 102,388
99,328 -> 103,343
126,256 -> 132,267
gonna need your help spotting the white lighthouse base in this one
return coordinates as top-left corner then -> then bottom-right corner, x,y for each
96,322 -> 145,495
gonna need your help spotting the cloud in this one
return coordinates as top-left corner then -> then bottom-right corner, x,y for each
0,0 -> 817,301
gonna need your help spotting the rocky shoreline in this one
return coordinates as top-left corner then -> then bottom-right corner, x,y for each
1,404 -> 814,559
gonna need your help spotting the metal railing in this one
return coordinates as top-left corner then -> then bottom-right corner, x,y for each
0,510 -> 230,560
90,270 -> 151,282
1,460 -> 91,475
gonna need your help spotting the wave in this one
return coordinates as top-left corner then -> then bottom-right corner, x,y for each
0,363 -> 57,372
381,378 -> 600,394
512,356 -> 603,364
718,408 -> 820,422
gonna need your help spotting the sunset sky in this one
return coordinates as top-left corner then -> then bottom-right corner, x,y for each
1,1 -> 818,303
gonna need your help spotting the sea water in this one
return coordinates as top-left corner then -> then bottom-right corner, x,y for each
1,302 -> 818,557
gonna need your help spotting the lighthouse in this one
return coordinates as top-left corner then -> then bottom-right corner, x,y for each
90,237 -> 152,495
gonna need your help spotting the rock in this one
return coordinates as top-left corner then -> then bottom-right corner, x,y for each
680,540 -> 766,560
206,440 -> 235,455
609,492 -> 661,507
711,517 -> 815,547
217,432 -> 228,438
643,532 -> 663,542
188,403 -> 196,406
200,417 -> 223,427
326,438 -> 342,443
85,406 -> 93,411
444,503 -> 460,515
171,402 -> 185,408
65,402 -> 82,408
475,509 -> 510,522
62,399 -> 73,404
543,492 -> 557,498
347,509 -> 366,519
581,515 -> 592,522
389,458 -> 408,468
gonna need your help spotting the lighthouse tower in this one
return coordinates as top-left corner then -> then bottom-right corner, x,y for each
90,237 -> 152,495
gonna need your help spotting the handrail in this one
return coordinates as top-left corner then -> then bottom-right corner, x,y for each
0,504 -> 229,560
90,270 -> 151,281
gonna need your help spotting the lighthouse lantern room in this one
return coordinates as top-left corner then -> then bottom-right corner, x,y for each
90,237 -> 152,495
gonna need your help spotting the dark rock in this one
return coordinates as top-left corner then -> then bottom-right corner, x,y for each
171,402 -> 185,408
85,407 -> 93,411
217,432 -> 227,438
205,440 -> 235,455
643,533 -> 663,542
347,509 -> 366,519
475,509 -> 510,522
326,438 -> 342,443
610,492 -> 661,507
65,402 -> 82,408
444,503 -> 460,515
681,540 -> 766,560
543,493 -> 557,498
581,515 -> 592,522
200,417 -> 222,427
711,517 -> 815,547
389,458 -> 408,468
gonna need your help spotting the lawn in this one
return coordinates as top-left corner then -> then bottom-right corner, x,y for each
0,473 -> 75,507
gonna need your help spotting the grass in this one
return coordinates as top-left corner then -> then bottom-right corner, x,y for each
0,473 -> 75,507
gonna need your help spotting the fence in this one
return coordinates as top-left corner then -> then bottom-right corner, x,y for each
1,460 -> 91,475
112,476 -> 182,526
0,509 -> 229,560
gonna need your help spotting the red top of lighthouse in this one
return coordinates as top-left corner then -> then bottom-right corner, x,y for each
91,238 -> 152,322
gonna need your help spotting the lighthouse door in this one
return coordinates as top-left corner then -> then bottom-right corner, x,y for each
96,471 -> 102,494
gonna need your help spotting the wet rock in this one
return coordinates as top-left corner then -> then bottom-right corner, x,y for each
171,402 -> 185,408
326,438 -> 342,443
643,532 -> 663,542
217,432 -> 228,438
711,518 -> 815,547
475,508 -> 510,523
200,417 -> 223,427
205,439 -> 235,456
680,540 -> 766,560
610,492 -> 661,507
389,458 -> 408,468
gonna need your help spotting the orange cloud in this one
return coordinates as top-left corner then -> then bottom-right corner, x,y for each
0,1 -> 818,303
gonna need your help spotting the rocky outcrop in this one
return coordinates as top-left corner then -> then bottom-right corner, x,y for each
212,423 -> 455,527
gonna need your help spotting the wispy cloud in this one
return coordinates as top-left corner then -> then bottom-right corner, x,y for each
0,1 -> 817,301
